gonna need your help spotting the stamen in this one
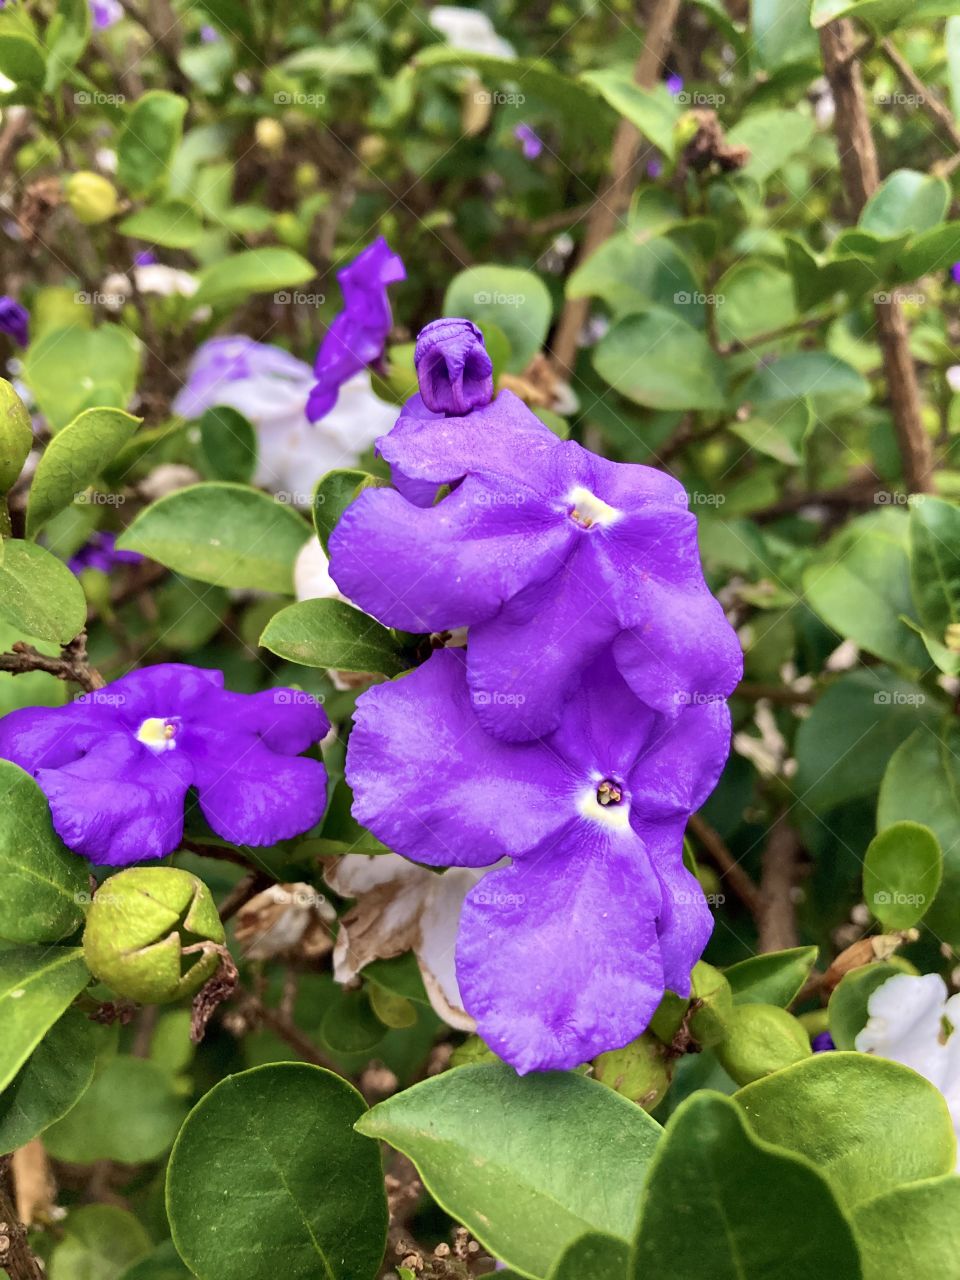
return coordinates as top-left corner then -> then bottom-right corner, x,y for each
137,717 -> 179,751
597,779 -> 622,806
567,485 -> 621,529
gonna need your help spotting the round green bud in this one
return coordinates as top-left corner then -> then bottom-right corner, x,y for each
687,961 -> 734,1049
648,989 -> 688,1045
65,171 -> 119,225
255,118 -> 285,152
83,867 -> 226,1005
715,1003 -> 811,1087
294,161 -> 319,193
593,1033 -> 672,1110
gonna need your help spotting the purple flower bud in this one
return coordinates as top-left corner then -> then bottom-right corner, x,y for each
68,531 -> 144,576
133,250 -> 157,267
666,73 -> 684,96
0,296 -> 29,347
200,23 -> 220,42
951,262 -> 960,286
812,1031 -> 835,1053
414,318 -> 494,416
514,122 -> 544,160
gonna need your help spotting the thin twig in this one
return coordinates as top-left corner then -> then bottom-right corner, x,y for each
687,813 -> 763,918
757,813 -> 801,953
232,988 -> 338,1070
218,869 -> 274,923
0,1157 -> 44,1280
0,633 -> 105,692
819,20 -> 934,493
736,681 -> 816,706
879,37 -> 960,173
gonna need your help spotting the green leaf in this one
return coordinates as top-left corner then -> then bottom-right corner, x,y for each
166,1063 -> 387,1280
899,220 -> 960,281
735,1053 -> 956,1210
566,233 -> 701,323
593,308 -> 726,411
0,759 -> 87,943
22,324 -> 141,430
259,598 -> 410,675
863,820 -> 942,928
49,1205 -> 151,1280
548,1233 -> 628,1280
859,169 -> 950,238
631,1093 -> 861,1279
0,946 -> 89,1092
26,407 -> 140,537
44,0 -> 91,92
909,496 -> 960,642
742,351 -> 869,417
715,261 -> 796,345
811,0 -> 960,31
803,509 -> 928,669
725,946 -> 819,1007
194,248 -> 315,307
313,468 -> 386,556
117,91 -> 188,195
117,482 -> 309,592
878,723 -> 960,945
118,201 -> 205,249
579,72 -> 680,155
118,1241 -> 193,1280
827,962 -> 903,1049
280,44 -> 377,76
0,33 -> 46,92
198,406 -> 257,484
727,109 -> 815,184
793,670 -> 936,814
0,1009 -> 96,1149
751,0 -> 819,71
0,377 -> 33,494
321,988 -> 386,1053
853,1176 -> 960,1280
43,1055 -> 187,1164
357,1062 -> 662,1276
0,540 -> 87,644
444,266 -> 552,372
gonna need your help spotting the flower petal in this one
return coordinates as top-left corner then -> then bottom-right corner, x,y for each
346,649 -> 571,866
628,699 -> 733,820
456,823 -> 664,1072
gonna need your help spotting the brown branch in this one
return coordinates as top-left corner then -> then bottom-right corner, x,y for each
687,813 -> 763,918
0,633 -> 105,692
735,681 -> 816,706
549,0 -> 682,377
757,813 -> 801,953
879,37 -> 960,172
218,869 -> 274,922
232,988 -> 338,1070
0,1157 -> 44,1280
818,20 -> 934,493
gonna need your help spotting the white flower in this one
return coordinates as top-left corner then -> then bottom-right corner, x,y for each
101,266 -> 199,311
294,537 -> 342,603
324,853 -> 488,1031
429,6 -> 515,58
946,366 -> 960,395
856,972 -> 960,1164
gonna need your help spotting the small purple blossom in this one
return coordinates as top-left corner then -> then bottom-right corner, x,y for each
0,296 -> 29,347
951,262 -> 960,285
346,647 -> 730,1072
646,154 -> 664,179
414,319 -> 493,416
133,250 -> 157,267
0,664 -> 329,866
200,23 -> 220,42
90,0 -> 123,29
514,122 -> 543,160
666,73 -> 684,96
812,1031 -> 835,1053
68,531 -> 144,576
329,327 -> 741,741
306,237 -> 405,423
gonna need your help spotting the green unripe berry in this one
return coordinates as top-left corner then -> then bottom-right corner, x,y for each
65,171 -> 119,225
83,867 -> 225,1005
593,1033 -> 672,1110
687,961 -> 734,1049
715,1003 -> 811,1087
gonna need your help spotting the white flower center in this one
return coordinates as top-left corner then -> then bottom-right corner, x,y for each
136,716 -> 178,751
567,485 -> 621,529
577,778 -> 631,830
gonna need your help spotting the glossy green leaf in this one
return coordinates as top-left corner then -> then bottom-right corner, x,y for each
0,759 -> 87,943
860,170 -> 949,238
567,233 -> 701,323
548,1233 -> 628,1280
898,220 -> 960,280
736,1053 -> 956,1209
727,109 -> 815,184
26,407 -> 140,537
0,946 -> 89,1092
43,1055 -> 187,1164
579,72 -> 680,155
863,820 -> 942,927
0,377 -> 33,494
742,351 -> 869,417
118,91 -> 188,195
803,509 -> 928,669
118,1241 -> 193,1280
811,0 -> 960,31
198,405 -> 257,484
49,1205 -> 151,1280
593,308 -> 726,411
118,201 -> 205,249
166,1063 -> 387,1280
853,1176 -> 960,1280
715,261 -> 796,345
22,324 -> 141,430
194,248 -> 315,307
117,482 -> 309,592
357,1062 -> 662,1276
320,988 -> 386,1053
751,0 -> 819,70
0,540 -> 87,644
313,468 -> 387,556
878,723 -> 960,945
259,598 -> 410,675
909,496 -> 960,642
444,265 -> 552,372
0,1009 -> 96,1149
827,962 -> 903,1050
631,1093 -> 861,1279
725,946 -> 819,1007
0,32 -> 46,91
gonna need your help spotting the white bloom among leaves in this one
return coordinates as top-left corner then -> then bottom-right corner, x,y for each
428,6 -> 515,57
856,972 -> 960,1165
324,853 -> 486,1031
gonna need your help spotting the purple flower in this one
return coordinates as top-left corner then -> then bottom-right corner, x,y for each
173,334 -> 314,422
951,262 -> 960,286
0,664 -> 329,866
666,73 -> 684,96
346,647 -> 730,1072
812,1031 -> 835,1053
514,123 -> 543,160
200,23 -> 220,42
307,237 -> 405,423
414,318 -> 493,416
68,531 -> 144,576
329,345 -> 741,740
646,154 -> 664,179
90,0 -> 123,29
0,296 -> 29,347
133,250 -> 157,267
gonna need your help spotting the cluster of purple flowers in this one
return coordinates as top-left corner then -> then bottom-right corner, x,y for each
333,318 -> 741,1072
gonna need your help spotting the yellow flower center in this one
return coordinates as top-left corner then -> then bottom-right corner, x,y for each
136,717 -> 178,751
567,485 -> 621,529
